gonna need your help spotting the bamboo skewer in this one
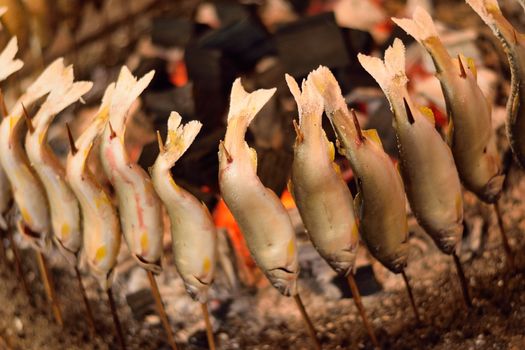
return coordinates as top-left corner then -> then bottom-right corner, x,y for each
201,302 -> 216,350
293,294 -> 322,350
106,287 -> 127,350
36,251 -> 63,327
73,266 -> 97,336
400,270 -> 420,324
146,271 -> 178,350
452,253 -> 472,309
494,202 -> 514,269
6,230 -> 31,302
347,274 -> 379,348
0,230 -> 6,264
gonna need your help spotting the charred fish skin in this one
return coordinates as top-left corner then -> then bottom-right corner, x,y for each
358,39 -> 463,254
310,66 -> 409,274
98,67 -> 163,274
466,0 -> 525,168
0,32 -> 23,229
66,84 -> 121,290
0,59 -> 68,250
151,112 -> 217,303
286,74 -> 359,276
393,7 -> 503,204
24,65 -> 92,261
218,79 -> 299,296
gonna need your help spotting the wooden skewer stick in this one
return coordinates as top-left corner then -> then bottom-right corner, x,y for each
73,266 -> 97,336
6,230 -> 31,302
293,294 -> 322,350
493,202 -> 515,269
452,253 -> 472,309
36,251 -> 63,326
400,270 -> 420,324
347,274 -> 379,348
201,302 -> 216,350
106,287 -> 127,350
0,230 -> 6,264
146,271 -> 178,350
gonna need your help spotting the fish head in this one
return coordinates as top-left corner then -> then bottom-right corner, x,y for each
266,266 -> 299,297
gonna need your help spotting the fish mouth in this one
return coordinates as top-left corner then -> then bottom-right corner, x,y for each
433,224 -> 463,255
481,174 -> 505,203
267,267 -> 299,296
135,254 -> 162,275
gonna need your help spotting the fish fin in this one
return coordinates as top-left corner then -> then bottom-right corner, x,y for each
109,66 -> 154,134
227,78 -> 276,125
466,0 -> 501,25
362,129 -> 383,147
466,57 -> 478,81
160,111 -> 202,166
308,66 -> 347,115
358,38 -> 407,102
287,179 -> 295,198
419,106 -> 435,126
353,185 -> 363,220
285,74 -> 323,125
446,114 -> 454,147
392,6 -> 438,43
0,37 -> 23,82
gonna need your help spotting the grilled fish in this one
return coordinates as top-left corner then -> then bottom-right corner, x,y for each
151,112 -> 217,302
466,0 -> 525,168
285,74 -> 359,275
310,66 -> 409,273
358,39 -> 463,254
218,79 -> 299,296
66,83 -> 121,290
99,67 -> 162,273
25,64 -> 92,262
0,34 -> 23,229
0,58 -> 66,250
393,7 -> 503,203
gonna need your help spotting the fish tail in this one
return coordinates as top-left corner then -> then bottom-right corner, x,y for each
285,74 -> 323,125
24,58 -> 66,103
0,38 -> 23,82
466,0 -> 501,26
160,111 -> 202,166
227,78 -> 276,127
109,66 -> 155,133
308,66 -> 347,116
358,38 -> 407,100
392,6 -> 438,43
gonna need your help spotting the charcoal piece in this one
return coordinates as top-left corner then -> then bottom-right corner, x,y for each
125,288 -> 156,321
151,17 -> 193,48
134,58 -> 172,92
275,12 -> 350,78
198,18 -> 275,71
288,0 -> 311,14
214,1 -> 250,26
341,28 -> 374,59
185,45 -> 237,90
142,84 -> 195,123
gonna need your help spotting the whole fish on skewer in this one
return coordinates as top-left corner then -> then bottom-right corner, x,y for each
65,83 -> 127,349
99,67 -> 160,273
310,66 -> 419,321
0,32 -> 23,229
0,58 -> 66,250
285,74 -> 378,347
99,67 -> 178,350
466,0 -> 525,168
392,7 -> 504,204
25,64 -> 92,263
358,39 -> 470,307
218,79 -> 321,349
151,112 -> 217,350
0,58 -> 68,325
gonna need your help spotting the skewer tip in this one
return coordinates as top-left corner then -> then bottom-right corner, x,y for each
66,123 -> 78,155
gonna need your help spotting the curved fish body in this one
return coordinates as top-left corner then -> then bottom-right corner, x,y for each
310,66 -> 409,273
466,0 -> 525,168
66,84 -> 121,290
25,65 -> 92,262
358,39 -> 463,254
285,74 -> 359,275
0,35 -> 23,229
99,67 -> 163,273
0,59 -> 66,250
393,7 -> 503,203
151,112 -> 217,303
218,79 -> 299,296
